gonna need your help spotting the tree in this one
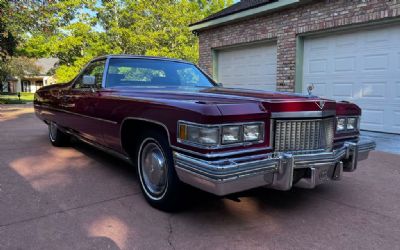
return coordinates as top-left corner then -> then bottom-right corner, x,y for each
1,0 -> 19,89
8,0 -> 233,83
2,0 -> 97,82
0,57 -> 42,92
0,0 -> 86,84
3,57 -> 42,78
0,16 -> 17,62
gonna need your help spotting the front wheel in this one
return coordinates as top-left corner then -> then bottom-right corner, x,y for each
136,132 -> 182,211
48,121 -> 69,147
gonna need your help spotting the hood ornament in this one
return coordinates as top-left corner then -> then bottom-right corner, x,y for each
307,84 -> 315,96
316,100 -> 325,110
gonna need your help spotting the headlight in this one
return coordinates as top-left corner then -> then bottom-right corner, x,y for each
346,117 -> 357,130
244,124 -> 262,141
222,126 -> 241,144
336,117 -> 359,132
336,118 -> 346,132
178,121 -> 264,148
179,123 -> 219,146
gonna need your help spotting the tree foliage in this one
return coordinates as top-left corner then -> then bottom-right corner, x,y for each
1,0 -> 15,83
5,0 -> 232,83
0,0 -> 80,83
2,57 -> 42,79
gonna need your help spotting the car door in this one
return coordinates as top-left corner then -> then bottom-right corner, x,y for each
61,60 -> 106,144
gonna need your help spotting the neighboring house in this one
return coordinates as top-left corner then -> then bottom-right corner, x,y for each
4,58 -> 58,93
190,0 -> 400,134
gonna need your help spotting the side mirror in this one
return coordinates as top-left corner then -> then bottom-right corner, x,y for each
83,75 -> 96,86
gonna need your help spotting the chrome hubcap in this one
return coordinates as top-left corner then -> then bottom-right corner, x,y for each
140,142 -> 167,197
49,122 -> 57,141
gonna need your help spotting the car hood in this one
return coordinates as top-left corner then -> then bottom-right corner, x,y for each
110,86 -> 326,103
202,87 -> 320,101
108,86 -> 351,116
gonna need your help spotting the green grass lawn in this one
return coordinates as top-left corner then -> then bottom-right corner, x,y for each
0,92 -> 35,104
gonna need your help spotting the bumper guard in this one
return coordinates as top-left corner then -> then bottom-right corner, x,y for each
173,137 -> 375,196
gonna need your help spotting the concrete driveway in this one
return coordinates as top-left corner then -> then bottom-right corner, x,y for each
1,104 -> 399,250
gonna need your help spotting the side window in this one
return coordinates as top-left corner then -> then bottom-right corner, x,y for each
74,60 -> 106,89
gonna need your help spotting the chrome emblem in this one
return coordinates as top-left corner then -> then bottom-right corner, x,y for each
316,100 -> 325,110
307,84 -> 315,95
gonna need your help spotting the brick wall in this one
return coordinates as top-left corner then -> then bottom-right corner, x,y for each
197,0 -> 400,92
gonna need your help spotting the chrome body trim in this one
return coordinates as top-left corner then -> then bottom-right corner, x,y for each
295,161 -> 343,189
269,118 -> 274,148
271,110 -> 336,118
170,145 -> 273,159
173,137 -> 375,196
64,129 -> 131,163
36,104 -> 118,125
334,134 -> 359,140
59,103 -> 76,108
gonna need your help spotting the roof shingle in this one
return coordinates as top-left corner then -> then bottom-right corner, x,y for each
190,0 -> 278,26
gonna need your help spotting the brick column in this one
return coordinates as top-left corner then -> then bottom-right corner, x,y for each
276,30 -> 296,92
198,35 -> 213,76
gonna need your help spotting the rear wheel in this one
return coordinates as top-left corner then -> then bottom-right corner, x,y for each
136,131 -> 182,211
48,121 -> 69,147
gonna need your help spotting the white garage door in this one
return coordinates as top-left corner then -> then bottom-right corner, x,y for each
217,43 -> 277,91
303,25 -> 400,134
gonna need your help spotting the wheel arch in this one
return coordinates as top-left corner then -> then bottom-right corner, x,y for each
120,117 -> 172,157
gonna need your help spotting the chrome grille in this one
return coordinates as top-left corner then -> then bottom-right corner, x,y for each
274,118 -> 334,152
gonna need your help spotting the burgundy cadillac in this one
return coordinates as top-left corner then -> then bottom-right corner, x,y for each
34,55 -> 376,211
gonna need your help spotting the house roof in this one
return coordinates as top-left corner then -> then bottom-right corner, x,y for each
35,58 -> 59,75
191,0 -> 278,26
189,0 -> 301,31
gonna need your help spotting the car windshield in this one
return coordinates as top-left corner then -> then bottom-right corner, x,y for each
105,58 -> 215,89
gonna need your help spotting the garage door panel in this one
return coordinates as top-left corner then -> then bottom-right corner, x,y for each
217,43 -> 277,90
335,36 -> 357,50
394,111 -> 400,130
309,82 -> 328,96
361,109 -> 384,127
308,40 -> 330,53
363,54 -> 389,71
332,82 -> 353,99
364,29 -> 390,44
308,59 -> 328,73
361,82 -> 386,100
397,52 -> 400,69
265,63 -> 277,75
334,56 -> 356,72
396,82 -> 400,101
303,24 -> 400,133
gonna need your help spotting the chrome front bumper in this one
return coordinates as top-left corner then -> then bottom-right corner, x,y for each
173,137 -> 376,196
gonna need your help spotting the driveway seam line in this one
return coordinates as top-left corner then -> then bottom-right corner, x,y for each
167,214 -> 176,250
